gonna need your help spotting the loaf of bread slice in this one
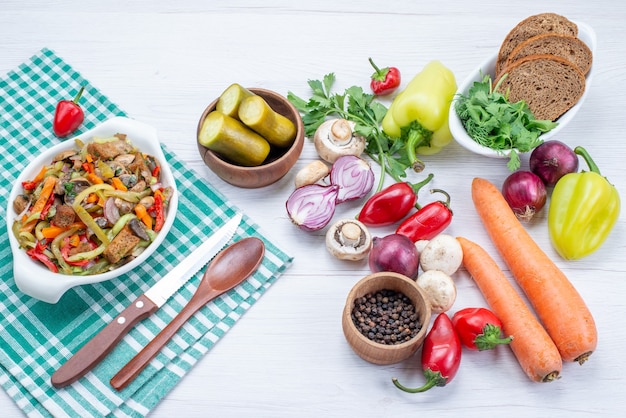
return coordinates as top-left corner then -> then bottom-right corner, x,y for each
496,13 -> 578,75
505,33 -> 592,75
495,54 -> 586,121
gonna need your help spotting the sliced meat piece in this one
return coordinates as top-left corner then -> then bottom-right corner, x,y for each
52,204 -> 76,228
68,241 -> 95,256
103,225 -> 140,264
128,152 -> 152,182
87,139 -> 134,160
13,194 -> 31,214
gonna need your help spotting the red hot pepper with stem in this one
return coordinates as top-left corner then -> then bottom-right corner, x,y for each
53,86 -> 85,138
395,189 -> 453,242
452,307 -> 513,351
357,173 -> 433,227
392,312 -> 462,393
368,57 -> 401,96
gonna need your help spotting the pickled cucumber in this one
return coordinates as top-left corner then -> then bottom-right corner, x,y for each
199,111 -> 270,166
216,83 -> 255,119
238,95 -> 296,148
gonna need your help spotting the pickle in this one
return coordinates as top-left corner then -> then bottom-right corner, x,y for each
198,111 -> 270,167
216,83 -> 255,119
238,95 -> 296,148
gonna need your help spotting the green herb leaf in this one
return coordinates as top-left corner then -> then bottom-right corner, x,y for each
288,74 -> 421,189
455,73 -> 558,171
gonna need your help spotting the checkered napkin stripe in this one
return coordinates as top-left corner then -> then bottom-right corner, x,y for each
0,48 -> 292,417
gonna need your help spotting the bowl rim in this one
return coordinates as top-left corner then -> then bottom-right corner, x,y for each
196,87 -> 305,173
342,272 -> 432,351
6,116 -> 179,303
449,20 -> 597,159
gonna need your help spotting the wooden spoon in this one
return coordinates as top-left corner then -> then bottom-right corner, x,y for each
110,237 -> 265,391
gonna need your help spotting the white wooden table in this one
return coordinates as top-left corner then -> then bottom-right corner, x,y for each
1,1 -> 625,416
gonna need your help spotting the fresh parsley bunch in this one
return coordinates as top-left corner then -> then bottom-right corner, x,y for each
288,73 -> 415,191
454,74 -> 557,170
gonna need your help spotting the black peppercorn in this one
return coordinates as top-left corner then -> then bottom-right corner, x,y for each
351,289 -> 422,345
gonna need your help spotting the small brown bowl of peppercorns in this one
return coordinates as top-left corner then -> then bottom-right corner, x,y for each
342,272 -> 432,365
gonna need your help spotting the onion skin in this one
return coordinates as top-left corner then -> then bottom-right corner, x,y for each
368,234 -> 420,279
529,140 -> 579,187
286,184 -> 339,231
330,155 -> 375,203
502,171 -> 547,222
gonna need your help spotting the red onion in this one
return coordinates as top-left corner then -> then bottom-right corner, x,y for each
286,184 -> 339,231
501,171 -> 547,222
529,140 -> 579,187
103,197 -> 120,224
329,155 -> 375,203
368,234 -> 420,279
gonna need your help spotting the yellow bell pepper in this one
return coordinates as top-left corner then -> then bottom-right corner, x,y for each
382,60 -> 457,169
548,146 -> 620,260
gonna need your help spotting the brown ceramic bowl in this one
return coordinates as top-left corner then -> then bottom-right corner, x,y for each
342,272 -> 432,365
197,87 -> 305,188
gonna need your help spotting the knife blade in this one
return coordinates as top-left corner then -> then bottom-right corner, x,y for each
51,212 -> 242,388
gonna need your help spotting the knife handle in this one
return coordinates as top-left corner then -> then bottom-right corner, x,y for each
110,290 -> 214,391
51,294 -> 159,388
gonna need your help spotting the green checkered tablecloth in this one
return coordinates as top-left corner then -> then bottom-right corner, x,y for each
0,48 -> 293,417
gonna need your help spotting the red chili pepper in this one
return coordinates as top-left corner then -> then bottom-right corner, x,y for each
60,236 -> 97,267
151,165 -> 161,178
368,57 -> 401,96
392,313 -> 462,393
357,174 -> 433,227
395,189 -> 453,242
22,181 -> 39,191
26,241 -> 58,273
452,307 -> 513,351
153,191 -> 165,232
53,86 -> 85,138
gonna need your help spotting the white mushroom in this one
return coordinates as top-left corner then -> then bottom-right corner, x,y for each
414,239 -> 430,254
416,270 -> 457,314
325,219 -> 372,261
419,234 -> 463,276
313,118 -> 366,163
294,160 -> 330,188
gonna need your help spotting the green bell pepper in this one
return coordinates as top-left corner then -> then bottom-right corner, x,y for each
548,146 -> 620,260
381,60 -> 457,171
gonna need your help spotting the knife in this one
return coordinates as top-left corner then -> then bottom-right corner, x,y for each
51,212 -> 242,388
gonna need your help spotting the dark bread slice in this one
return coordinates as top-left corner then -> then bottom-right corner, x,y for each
506,33 -> 592,75
496,13 -> 578,75
495,54 -> 586,121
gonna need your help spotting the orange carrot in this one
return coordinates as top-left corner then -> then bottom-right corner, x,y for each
111,177 -> 128,191
32,165 -> 48,183
41,225 -> 67,239
86,193 -> 99,204
134,203 -> 153,230
471,177 -> 597,364
68,233 -> 80,247
87,172 -> 104,184
457,236 -> 562,382
21,176 -> 57,233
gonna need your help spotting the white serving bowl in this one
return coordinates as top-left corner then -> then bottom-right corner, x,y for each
449,21 -> 597,158
6,117 -> 179,303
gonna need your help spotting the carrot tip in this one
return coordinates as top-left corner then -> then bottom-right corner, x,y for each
543,371 -> 561,383
575,351 -> 593,365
